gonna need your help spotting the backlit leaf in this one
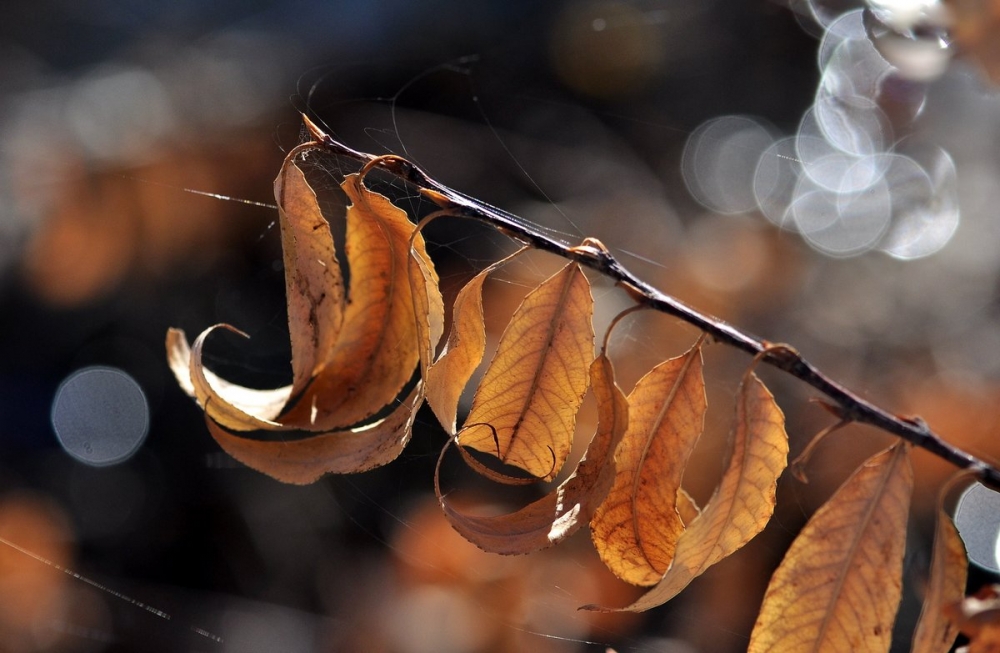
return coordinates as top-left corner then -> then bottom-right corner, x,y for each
275,160 -> 346,395
280,171 -> 441,430
912,493 -> 968,653
748,442 -> 913,653
591,371 -> 787,611
170,324 -> 287,431
590,339 -> 706,586
205,385 -> 423,484
166,159 -> 347,431
167,146 -> 444,480
458,262 -> 594,481
437,353 -> 628,554
424,250 -> 524,434
407,231 -> 445,389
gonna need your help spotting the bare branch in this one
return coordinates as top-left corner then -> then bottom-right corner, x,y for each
302,114 -> 1000,491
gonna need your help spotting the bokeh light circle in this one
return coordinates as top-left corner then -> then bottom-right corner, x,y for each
51,366 -> 149,466
681,115 -> 775,215
954,482 -> 1000,572
754,136 -> 802,229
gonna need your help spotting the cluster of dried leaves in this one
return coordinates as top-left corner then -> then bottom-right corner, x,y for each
167,124 -> 980,651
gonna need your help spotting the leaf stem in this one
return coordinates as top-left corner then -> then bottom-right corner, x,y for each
302,115 -> 1000,491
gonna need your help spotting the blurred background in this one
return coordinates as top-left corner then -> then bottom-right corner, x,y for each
1,0 -> 1000,651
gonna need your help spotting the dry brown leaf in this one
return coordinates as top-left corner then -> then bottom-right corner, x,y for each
458,262 -> 595,481
280,171 -> 441,430
437,353 -> 628,554
589,339 -> 707,587
589,371 -> 787,611
912,488 -> 969,653
407,231 -> 446,388
748,442 -> 913,653
168,324 -> 288,431
275,160 -> 347,395
204,385 -> 423,485
945,584 -> 1000,653
166,158 -> 347,430
424,250 -> 525,434
167,147 -> 443,478
168,161 -> 442,433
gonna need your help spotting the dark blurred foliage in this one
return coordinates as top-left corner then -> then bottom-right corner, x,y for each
0,1 -> 999,652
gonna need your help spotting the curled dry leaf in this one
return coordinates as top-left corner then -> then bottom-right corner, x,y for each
274,159 -> 347,395
423,249 -> 525,434
279,170 -> 441,430
406,228 -> 446,387
588,371 -> 787,612
749,442 -> 913,653
167,154 -> 443,478
436,353 -> 628,554
911,483 -> 968,653
205,385 -> 423,485
589,339 -> 706,587
945,584 -> 1000,653
458,262 -> 595,481
168,325 -> 287,431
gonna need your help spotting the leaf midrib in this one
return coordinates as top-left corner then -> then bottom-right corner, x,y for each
811,446 -> 902,653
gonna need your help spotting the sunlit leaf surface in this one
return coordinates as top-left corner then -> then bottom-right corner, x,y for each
459,262 -> 594,481
590,340 -> 706,586
749,442 -> 913,653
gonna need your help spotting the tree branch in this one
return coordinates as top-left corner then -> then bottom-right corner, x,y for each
302,115 -> 1000,491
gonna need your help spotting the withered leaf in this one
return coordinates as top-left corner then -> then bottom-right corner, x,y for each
407,231 -> 446,386
275,160 -> 346,395
205,385 -> 423,485
437,353 -> 628,554
749,442 -> 913,653
458,262 -> 594,481
167,147 -> 443,479
166,158 -> 346,431
280,171 -> 441,430
590,339 -> 706,587
589,371 -> 787,611
424,250 -> 525,434
168,325 -> 288,431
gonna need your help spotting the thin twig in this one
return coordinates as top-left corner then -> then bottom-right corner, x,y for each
301,115 -> 1000,491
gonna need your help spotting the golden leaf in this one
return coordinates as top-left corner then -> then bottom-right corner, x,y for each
912,486 -> 969,653
275,160 -> 346,395
590,371 -> 787,611
280,171 -> 441,430
437,353 -> 628,554
407,231 -> 446,388
458,262 -> 595,481
590,339 -> 707,586
205,385 -> 423,485
166,159 -> 347,430
167,149 -> 443,478
169,324 -> 287,431
748,442 -> 913,653
423,249 -> 525,434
